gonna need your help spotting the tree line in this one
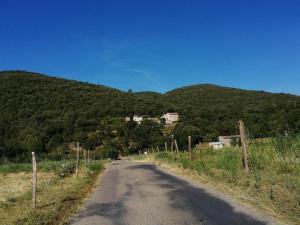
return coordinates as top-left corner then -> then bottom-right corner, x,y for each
0,71 -> 299,161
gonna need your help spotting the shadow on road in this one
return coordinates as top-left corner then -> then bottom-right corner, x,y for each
127,164 -> 267,225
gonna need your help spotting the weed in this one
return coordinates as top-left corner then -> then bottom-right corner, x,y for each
7,197 -> 17,203
58,162 -> 76,178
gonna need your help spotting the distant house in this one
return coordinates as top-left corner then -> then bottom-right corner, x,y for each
133,115 -> 144,124
125,112 -> 179,125
209,142 -> 223,150
209,135 -> 240,149
161,112 -> 179,125
219,135 -> 240,147
125,115 -> 144,124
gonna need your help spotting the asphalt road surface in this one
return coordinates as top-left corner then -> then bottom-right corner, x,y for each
70,160 -> 277,225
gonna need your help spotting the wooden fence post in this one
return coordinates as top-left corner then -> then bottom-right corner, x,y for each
87,150 -> 90,164
171,135 -> 174,154
157,145 -> 160,153
188,136 -> 192,160
32,152 -> 37,209
174,140 -> 179,153
238,120 -> 249,174
165,142 -> 168,152
76,142 -> 80,176
84,149 -> 87,166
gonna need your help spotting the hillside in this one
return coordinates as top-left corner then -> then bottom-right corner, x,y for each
164,84 -> 300,139
0,71 -> 168,160
0,71 -> 299,160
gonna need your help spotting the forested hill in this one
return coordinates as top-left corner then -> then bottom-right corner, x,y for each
0,71 -> 168,116
164,84 -> 300,138
0,71 -> 299,160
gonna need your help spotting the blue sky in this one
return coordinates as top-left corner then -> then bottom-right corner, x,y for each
0,0 -> 299,95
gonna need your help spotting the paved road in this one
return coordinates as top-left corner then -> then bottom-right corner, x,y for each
70,160 -> 276,225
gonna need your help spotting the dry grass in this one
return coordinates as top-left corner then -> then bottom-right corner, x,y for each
0,161 -> 105,225
0,172 -> 54,202
133,152 -> 299,225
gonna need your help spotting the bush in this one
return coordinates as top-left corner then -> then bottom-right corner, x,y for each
86,163 -> 103,172
57,162 -> 76,178
99,148 -> 119,160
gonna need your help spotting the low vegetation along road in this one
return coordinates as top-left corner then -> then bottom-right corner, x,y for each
70,160 -> 277,225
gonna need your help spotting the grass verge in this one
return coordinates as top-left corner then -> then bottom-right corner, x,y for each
133,136 -> 300,225
0,160 -> 105,225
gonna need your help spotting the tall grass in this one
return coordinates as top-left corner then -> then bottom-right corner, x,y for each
153,135 -> 300,223
0,159 -> 105,181
0,160 -> 105,225
0,160 -> 73,174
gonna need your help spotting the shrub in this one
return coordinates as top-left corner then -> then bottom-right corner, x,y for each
57,162 -> 76,178
86,163 -> 103,172
99,148 -> 119,160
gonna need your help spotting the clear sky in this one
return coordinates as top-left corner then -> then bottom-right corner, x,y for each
0,0 -> 299,95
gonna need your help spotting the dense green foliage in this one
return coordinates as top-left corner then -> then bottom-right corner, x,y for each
0,71 -> 299,160
165,84 -> 300,139
0,71 -> 169,161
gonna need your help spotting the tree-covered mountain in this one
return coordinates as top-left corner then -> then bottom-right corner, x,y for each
164,84 -> 300,139
0,71 -> 299,160
0,71 -> 169,160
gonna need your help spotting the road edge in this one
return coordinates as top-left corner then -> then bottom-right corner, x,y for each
130,158 -> 286,225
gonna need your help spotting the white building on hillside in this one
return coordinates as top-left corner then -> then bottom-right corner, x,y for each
209,135 -> 241,150
133,115 -> 144,124
126,113 -> 179,125
219,135 -> 240,147
209,142 -> 223,150
161,112 -> 179,125
125,115 -> 144,124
